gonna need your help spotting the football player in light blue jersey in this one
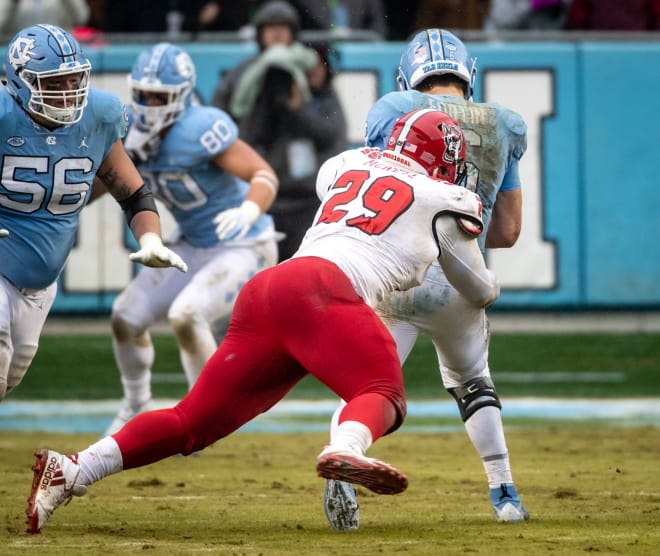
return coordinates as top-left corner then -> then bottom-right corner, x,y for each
324,29 -> 529,529
103,43 -> 280,436
0,25 -> 187,403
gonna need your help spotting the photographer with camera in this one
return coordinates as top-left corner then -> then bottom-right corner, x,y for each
231,40 -> 347,261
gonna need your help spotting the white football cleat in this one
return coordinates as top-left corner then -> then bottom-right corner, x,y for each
324,479 -> 360,531
26,449 -> 87,534
316,445 -> 408,496
104,398 -> 153,436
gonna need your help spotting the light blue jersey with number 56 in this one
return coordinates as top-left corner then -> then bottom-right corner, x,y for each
0,87 -> 127,290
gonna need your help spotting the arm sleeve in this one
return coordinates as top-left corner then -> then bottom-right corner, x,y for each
434,216 -> 500,307
500,158 -> 521,192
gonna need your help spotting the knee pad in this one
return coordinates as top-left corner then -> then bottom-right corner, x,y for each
448,377 -> 501,422
110,312 -> 145,343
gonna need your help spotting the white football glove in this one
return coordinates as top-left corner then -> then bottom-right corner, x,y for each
213,200 -> 261,241
0,228 -> 8,239
129,232 -> 188,273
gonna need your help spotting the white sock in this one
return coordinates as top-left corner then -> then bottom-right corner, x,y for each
331,421 -> 373,455
120,374 -> 152,406
329,399 -> 347,444
113,336 -> 154,405
482,455 -> 513,488
77,436 -> 124,486
463,406 -> 513,487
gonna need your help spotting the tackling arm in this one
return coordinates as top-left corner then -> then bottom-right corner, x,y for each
435,216 -> 500,307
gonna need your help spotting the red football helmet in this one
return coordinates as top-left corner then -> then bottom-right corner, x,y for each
383,109 -> 467,183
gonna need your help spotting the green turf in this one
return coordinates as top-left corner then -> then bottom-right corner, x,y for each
3,428 -> 660,555
7,333 -> 660,401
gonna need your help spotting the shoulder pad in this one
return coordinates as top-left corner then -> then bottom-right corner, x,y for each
436,187 -> 484,236
365,91 -> 408,149
493,103 -> 527,137
178,105 -> 238,151
87,89 -> 125,125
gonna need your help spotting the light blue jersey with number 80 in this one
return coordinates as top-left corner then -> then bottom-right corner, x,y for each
132,104 -> 274,248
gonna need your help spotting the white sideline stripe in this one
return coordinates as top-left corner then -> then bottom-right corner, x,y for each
1,398 -> 660,433
149,371 -> 630,385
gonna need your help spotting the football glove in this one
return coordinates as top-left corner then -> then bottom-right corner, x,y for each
129,232 -> 188,272
124,125 -> 161,163
213,200 -> 261,241
0,228 -> 8,239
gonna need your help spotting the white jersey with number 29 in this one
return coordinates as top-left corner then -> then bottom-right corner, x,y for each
294,148 -> 498,309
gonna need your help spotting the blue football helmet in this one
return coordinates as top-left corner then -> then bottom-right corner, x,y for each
129,42 -> 196,136
397,29 -> 477,100
4,24 -> 91,125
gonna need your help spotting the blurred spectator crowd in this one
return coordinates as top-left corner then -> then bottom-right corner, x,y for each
3,0 -> 660,43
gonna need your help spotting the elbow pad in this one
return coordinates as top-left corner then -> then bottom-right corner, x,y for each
456,215 -> 483,236
119,185 -> 158,224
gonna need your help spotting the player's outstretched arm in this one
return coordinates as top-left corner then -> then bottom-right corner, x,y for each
96,139 -> 187,272
128,230 -> 188,272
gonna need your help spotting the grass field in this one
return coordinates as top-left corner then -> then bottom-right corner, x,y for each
8,332 -> 660,400
2,332 -> 659,554
2,428 -> 659,555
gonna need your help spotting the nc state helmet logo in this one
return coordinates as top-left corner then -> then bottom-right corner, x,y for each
8,36 -> 36,70
440,122 -> 463,165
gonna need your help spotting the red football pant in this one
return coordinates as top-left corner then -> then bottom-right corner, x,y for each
114,257 -> 406,469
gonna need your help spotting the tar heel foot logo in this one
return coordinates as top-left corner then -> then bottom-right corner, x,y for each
7,136 -> 26,147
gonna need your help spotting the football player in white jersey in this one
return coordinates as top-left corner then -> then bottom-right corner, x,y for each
323,29 -> 529,529
26,109 -> 498,534
101,43 -> 280,436
0,25 -> 186,403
